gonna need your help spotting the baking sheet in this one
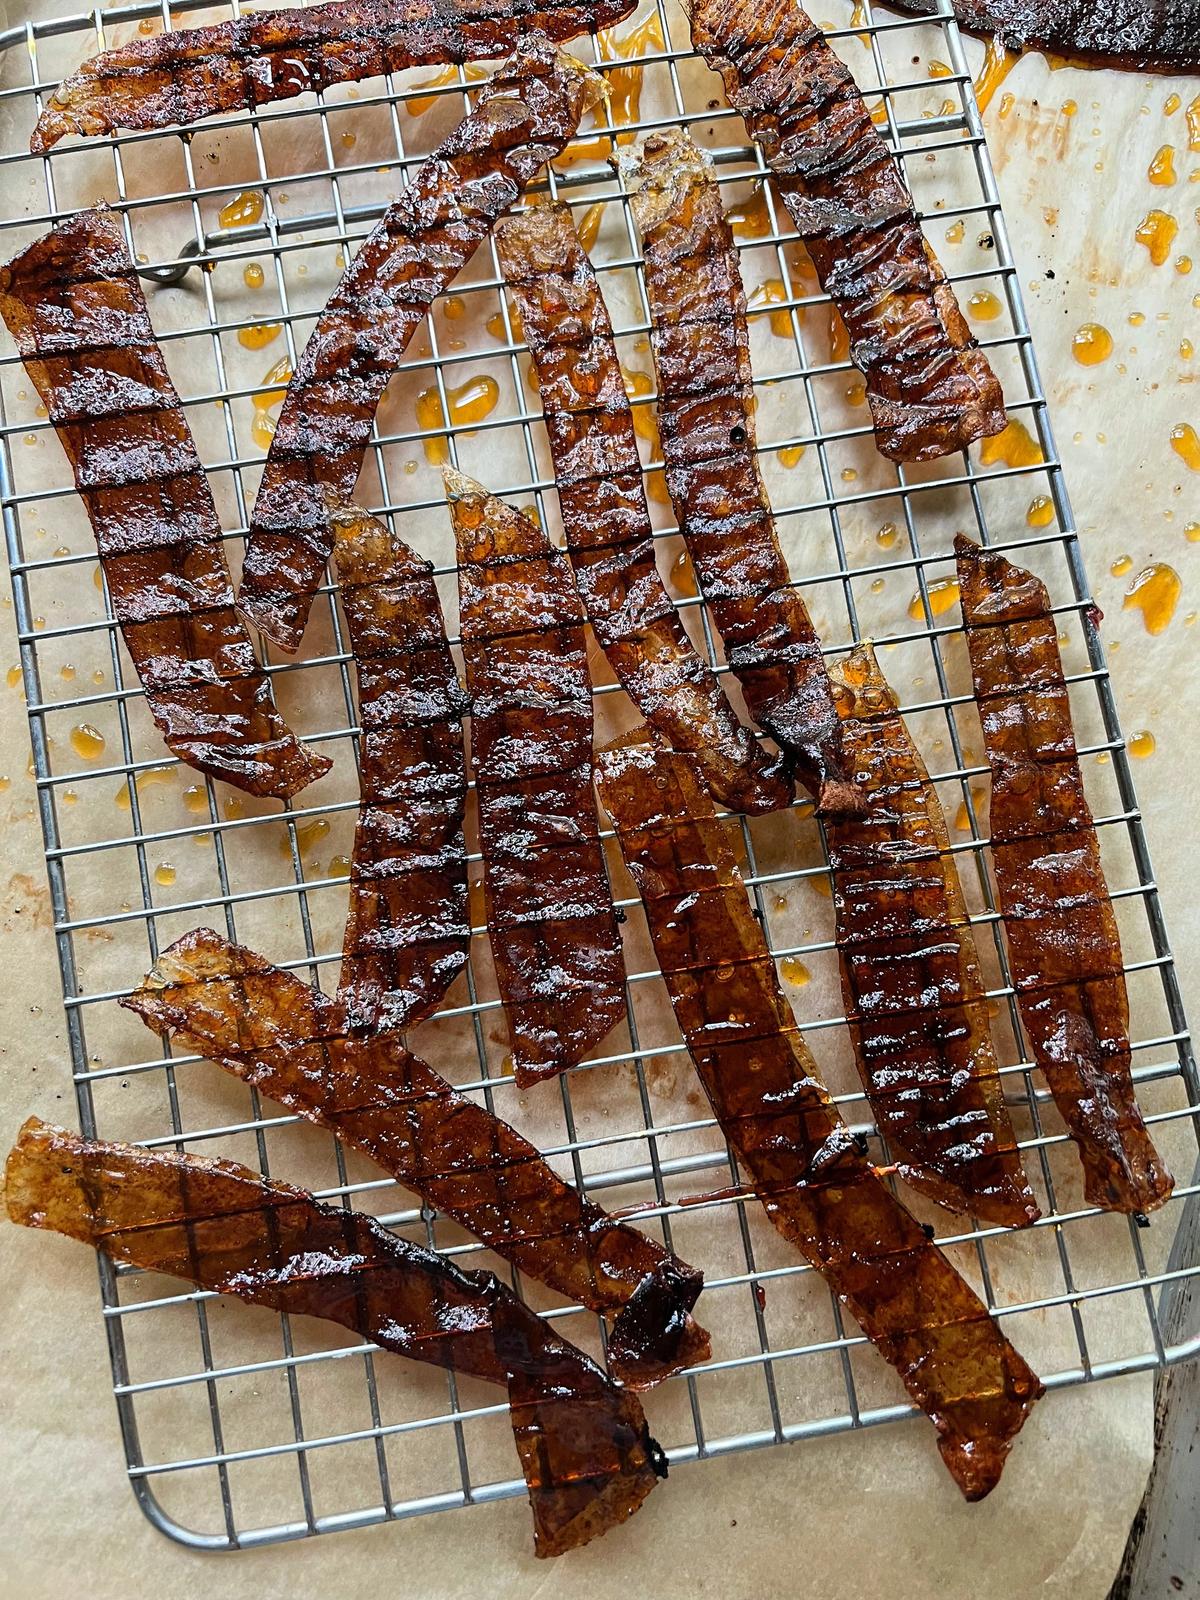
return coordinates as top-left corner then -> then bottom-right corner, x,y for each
0,0 -> 1197,1593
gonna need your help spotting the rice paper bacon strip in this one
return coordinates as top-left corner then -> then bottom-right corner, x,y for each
30,0 -> 638,150
0,208 -> 328,800
494,201 -> 791,817
624,128 -> 859,817
123,928 -> 710,1388
955,536 -> 1174,1214
448,471 -> 629,1087
328,502 -> 470,1034
686,0 -> 1006,464
6,1118 -> 665,1556
238,39 -> 603,654
596,738 -> 1043,1500
879,0 -> 1200,75
824,643 -> 1039,1228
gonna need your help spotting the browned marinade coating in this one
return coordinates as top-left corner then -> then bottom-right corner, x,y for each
955,536 -> 1174,1214
329,502 -> 470,1033
881,0 -> 1200,75
449,470 -> 628,1086
5,1117 -> 664,1556
0,208 -> 328,800
625,129 -> 858,817
824,643 -> 1039,1228
238,41 -> 601,653
687,0 -> 1007,463
123,927 -> 709,1388
495,202 -> 791,817
30,0 -> 638,150
597,738 -> 1041,1499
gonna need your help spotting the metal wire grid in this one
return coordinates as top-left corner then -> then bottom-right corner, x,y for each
0,0 -> 1197,1553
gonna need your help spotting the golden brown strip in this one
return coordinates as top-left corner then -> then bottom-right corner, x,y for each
596,736 -> 1042,1499
449,470 -> 628,1086
880,0 -> 1200,75
124,927 -> 709,1388
329,502 -> 470,1033
31,0 -> 637,150
495,201 -> 792,817
0,207 -> 329,800
6,1117 -> 664,1556
686,0 -> 1007,463
624,128 -> 859,816
239,40 -> 601,653
824,643 -> 1039,1228
955,535 -> 1174,1214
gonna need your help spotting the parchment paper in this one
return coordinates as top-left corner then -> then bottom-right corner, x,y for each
0,2 -> 1197,1596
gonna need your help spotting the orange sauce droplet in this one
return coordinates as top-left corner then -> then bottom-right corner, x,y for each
908,576 -> 960,621
280,817 -> 331,858
153,862 -> 177,887
553,132 -> 614,171
405,63 -> 488,116
341,130 -> 357,148
953,788 -> 986,831
443,295 -> 467,320
183,784 -> 210,815
967,289 -> 1002,321
1026,495 -> 1055,527
1172,423 -> 1200,471
1071,323 -> 1113,366
218,190 -> 264,229
114,769 -> 173,810
597,11 -> 664,141
6,665 -> 21,689
973,35 -> 1017,115
576,202 -> 604,254
1128,730 -> 1156,759
727,188 -> 772,241
1148,145 -> 1177,186
1185,522 -> 1200,543
671,550 -> 697,598
329,853 -> 352,878
780,956 -> 810,986
416,375 -> 500,463
1135,209 -> 1179,266
243,262 -> 264,290
747,278 -> 793,339
70,723 -> 106,761
1123,563 -> 1181,634
944,219 -> 965,245
980,418 -> 1043,468
1111,553 -> 1133,577
1165,93 -> 1181,116
876,522 -> 899,549
238,321 -> 281,350
621,366 -> 659,443
928,60 -> 952,79
777,444 -> 805,469
1187,95 -> 1200,152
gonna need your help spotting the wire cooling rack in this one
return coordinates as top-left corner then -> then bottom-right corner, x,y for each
1,0 -> 1198,1554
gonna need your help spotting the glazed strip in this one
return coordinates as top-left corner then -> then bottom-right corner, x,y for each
449,471 -> 628,1086
329,502 -> 470,1033
239,40 -> 601,653
123,927 -> 709,1388
0,207 -> 328,800
6,1117 -> 663,1557
625,128 -> 858,816
31,0 -> 637,150
955,536 -> 1174,1213
596,737 -> 1042,1500
880,0 -> 1200,75
495,202 -> 791,817
687,0 -> 1006,463
824,643 -> 1039,1228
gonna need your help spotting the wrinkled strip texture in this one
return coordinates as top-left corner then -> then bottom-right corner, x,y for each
626,128 -> 858,816
450,472 -> 628,1086
123,927 -> 710,1388
31,0 -> 638,149
0,208 -> 329,799
880,0 -> 1200,74
955,536 -> 1174,1213
601,739 -> 1043,1497
5,1118 -> 662,1556
239,39 -> 600,653
596,740 -> 1042,1500
329,503 -> 470,1033
825,643 -> 1039,1228
495,202 -> 791,816
687,0 -> 1007,463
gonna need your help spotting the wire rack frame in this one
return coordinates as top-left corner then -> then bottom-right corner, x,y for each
0,0 -> 1197,1555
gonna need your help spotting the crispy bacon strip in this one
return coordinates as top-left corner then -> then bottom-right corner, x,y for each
6,1116 -> 665,1555
624,129 -> 859,817
955,536 -> 1174,1213
239,40 -> 602,653
824,643 -> 1039,1228
596,737 -> 1041,1499
30,0 -> 638,151
329,502 -> 470,1033
881,0 -> 1200,75
686,0 -> 1007,463
123,927 -> 709,1388
495,202 -> 791,817
448,470 -> 628,1086
0,208 -> 328,799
